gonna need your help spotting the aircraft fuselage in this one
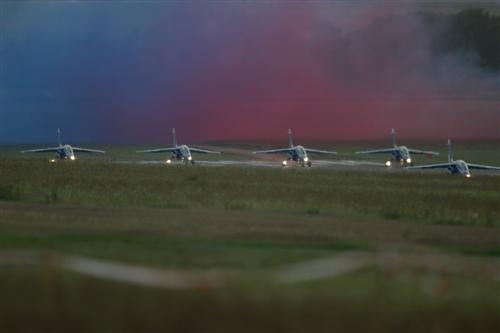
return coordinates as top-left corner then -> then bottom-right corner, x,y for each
288,145 -> 308,162
55,145 -> 76,160
390,146 -> 412,165
170,145 -> 193,163
448,160 -> 470,177
383,145 -> 413,166
284,145 -> 311,167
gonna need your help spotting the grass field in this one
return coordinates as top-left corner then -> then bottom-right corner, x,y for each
0,142 -> 499,332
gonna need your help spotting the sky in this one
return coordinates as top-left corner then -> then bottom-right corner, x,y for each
0,0 -> 499,144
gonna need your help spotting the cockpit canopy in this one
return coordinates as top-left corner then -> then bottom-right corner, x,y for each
178,145 -> 191,157
295,145 -> 307,159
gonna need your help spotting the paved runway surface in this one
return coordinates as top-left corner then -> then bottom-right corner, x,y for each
115,159 -> 388,170
114,159 -> 500,175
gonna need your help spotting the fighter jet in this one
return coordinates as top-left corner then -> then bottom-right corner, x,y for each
21,128 -> 105,162
407,139 -> 500,178
136,128 -> 220,165
356,128 -> 439,167
253,128 -> 337,167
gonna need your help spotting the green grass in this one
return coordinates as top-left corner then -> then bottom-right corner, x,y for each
0,143 -> 499,332
0,156 -> 498,226
0,204 -> 498,332
0,230 -> 367,269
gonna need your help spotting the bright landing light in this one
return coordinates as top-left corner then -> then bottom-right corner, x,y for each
165,159 -> 172,164
406,158 -> 412,163
50,159 -> 56,163
70,156 -> 76,160
385,161 -> 391,167
188,156 -> 192,161
466,174 -> 471,178
304,157 -> 309,162
282,160 -> 288,166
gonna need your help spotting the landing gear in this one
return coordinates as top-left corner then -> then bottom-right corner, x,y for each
400,160 -> 414,167
182,157 -> 195,165
306,160 -> 312,167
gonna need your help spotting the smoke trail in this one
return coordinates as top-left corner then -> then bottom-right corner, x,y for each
169,2 -> 500,142
1,1 -> 498,143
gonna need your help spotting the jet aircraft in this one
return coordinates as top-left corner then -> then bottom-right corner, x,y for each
407,139 -> 500,178
253,129 -> 337,167
136,128 -> 221,164
21,128 -> 105,162
356,128 -> 439,167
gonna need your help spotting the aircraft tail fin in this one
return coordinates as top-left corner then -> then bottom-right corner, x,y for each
288,128 -> 294,148
57,128 -> 62,146
447,139 -> 454,163
172,128 -> 177,147
391,128 -> 397,147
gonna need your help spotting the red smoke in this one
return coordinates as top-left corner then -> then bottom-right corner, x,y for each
155,3 -> 500,142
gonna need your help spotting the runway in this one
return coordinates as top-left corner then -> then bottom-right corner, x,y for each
113,159 -> 500,175
115,159 -> 387,170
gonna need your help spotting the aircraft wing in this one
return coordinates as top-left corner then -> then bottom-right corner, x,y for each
305,148 -> 337,155
406,163 -> 451,170
466,163 -> 500,171
253,148 -> 291,154
189,147 -> 221,154
21,147 -> 61,153
136,147 -> 178,153
355,148 -> 398,155
407,149 -> 439,156
72,147 -> 106,154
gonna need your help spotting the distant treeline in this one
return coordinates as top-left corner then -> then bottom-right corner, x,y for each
422,9 -> 500,71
